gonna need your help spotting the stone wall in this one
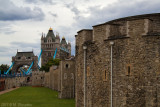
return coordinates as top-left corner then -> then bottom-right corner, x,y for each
43,58 -> 75,99
58,59 -> 75,99
4,76 -> 29,89
75,13 -> 160,107
31,71 -> 45,86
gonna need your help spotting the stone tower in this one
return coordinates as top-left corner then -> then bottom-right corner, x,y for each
41,27 -> 71,66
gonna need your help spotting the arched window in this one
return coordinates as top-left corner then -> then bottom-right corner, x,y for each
66,64 -> 69,68
64,73 -> 67,79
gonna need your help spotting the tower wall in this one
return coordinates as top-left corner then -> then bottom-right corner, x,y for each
75,13 -> 160,107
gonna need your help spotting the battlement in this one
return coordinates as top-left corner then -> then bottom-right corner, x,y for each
76,13 -> 160,45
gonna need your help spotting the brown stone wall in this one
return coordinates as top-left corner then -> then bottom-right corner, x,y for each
75,13 -> 160,107
44,72 -> 50,87
49,66 -> 59,91
59,59 -> 75,99
32,71 -> 45,86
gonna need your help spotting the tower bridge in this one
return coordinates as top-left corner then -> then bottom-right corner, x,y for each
11,51 -> 38,74
0,27 -> 71,76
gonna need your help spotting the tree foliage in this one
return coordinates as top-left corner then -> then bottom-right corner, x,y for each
0,64 -> 10,74
40,59 -> 60,72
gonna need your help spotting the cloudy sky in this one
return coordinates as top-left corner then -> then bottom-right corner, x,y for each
0,0 -> 160,65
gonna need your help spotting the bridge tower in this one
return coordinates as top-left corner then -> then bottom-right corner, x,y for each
41,27 -> 71,66
12,51 -> 38,73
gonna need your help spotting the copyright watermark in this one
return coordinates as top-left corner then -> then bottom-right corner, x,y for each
0,103 -> 32,107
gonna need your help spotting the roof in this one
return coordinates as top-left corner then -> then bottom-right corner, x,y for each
16,51 -> 34,57
61,38 -> 67,44
45,28 -> 56,42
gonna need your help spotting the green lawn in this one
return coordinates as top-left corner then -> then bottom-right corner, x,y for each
0,87 -> 75,107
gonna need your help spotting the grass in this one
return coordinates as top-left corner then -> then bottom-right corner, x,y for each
0,87 -> 75,107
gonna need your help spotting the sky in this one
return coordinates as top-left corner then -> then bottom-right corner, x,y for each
0,0 -> 160,66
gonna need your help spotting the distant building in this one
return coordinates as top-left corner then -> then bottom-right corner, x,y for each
12,51 -> 38,73
41,27 -> 71,66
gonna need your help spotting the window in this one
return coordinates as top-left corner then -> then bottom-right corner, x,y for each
66,64 -> 69,68
64,73 -> 67,79
28,57 -> 31,59
126,65 -> 131,76
103,70 -> 107,81
18,57 -> 21,59
48,52 -> 51,57
127,66 -> 130,76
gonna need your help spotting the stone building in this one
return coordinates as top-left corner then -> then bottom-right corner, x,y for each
75,13 -> 160,107
43,57 -> 75,99
41,28 -> 71,66
58,57 -> 75,99
12,51 -> 38,73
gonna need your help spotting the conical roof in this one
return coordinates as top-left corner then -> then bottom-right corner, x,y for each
45,27 -> 55,42
61,37 -> 67,44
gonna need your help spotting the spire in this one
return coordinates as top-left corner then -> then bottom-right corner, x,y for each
62,36 -> 65,39
41,32 -> 44,39
61,36 -> 67,44
49,27 -> 53,31
68,41 -> 71,45
46,27 -> 55,41
56,32 -> 60,39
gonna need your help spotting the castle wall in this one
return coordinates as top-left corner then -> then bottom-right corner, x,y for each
4,76 -> 27,89
31,71 -> 45,86
48,66 -> 59,91
75,13 -> 160,107
44,72 -> 50,88
58,59 -> 75,99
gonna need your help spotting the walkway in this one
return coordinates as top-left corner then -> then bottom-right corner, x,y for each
0,87 -> 19,95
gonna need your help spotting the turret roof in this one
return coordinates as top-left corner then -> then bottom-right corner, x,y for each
16,51 -> 34,57
61,37 -> 67,44
45,27 -> 55,41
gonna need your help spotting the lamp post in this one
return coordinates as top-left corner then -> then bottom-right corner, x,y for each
110,41 -> 114,107
83,45 -> 87,107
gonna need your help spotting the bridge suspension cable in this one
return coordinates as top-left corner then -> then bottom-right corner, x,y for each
4,62 -> 14,75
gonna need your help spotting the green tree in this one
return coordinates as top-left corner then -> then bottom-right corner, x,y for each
40,59 -> 60,72
0,64 -> 9,74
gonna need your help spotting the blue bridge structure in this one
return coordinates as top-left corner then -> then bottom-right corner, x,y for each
0,47 -> 69,77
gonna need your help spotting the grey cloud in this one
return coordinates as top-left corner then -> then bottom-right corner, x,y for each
49,12 -> 58,18
0,41 -> 40,57
65,3 -> 80,16
25,0 -> 56,4
10,41 -> 40,49
0,25 -> 16,35
73,0 -> 160,29
0,0 -> 45,21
